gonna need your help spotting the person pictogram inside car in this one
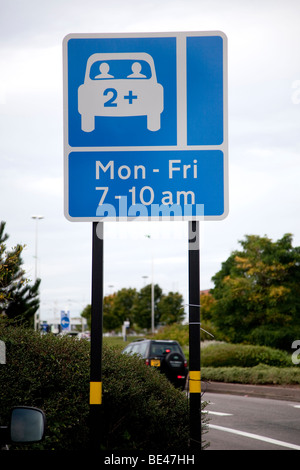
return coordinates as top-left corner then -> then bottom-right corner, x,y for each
127,62 -> 146,78
95,62 -> 114,79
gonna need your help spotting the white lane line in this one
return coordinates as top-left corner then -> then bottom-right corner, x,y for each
208,424 -> 300,450
208,411 -> 233,416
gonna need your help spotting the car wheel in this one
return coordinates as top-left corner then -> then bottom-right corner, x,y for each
147,113 -> 161,131
81,114 -> 95,132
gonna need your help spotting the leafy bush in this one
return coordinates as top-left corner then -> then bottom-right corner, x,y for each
0,323 -> 191,451
201,342 -> 291,368
101,344 -> 190,451
0,323 -> 90,450
154,323 -> 189,345
154,321 -> 217,346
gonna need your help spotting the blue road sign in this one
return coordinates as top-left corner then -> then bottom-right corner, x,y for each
63,32 -> 228,221
61,317 -> 70,330
60,311 -> 70,330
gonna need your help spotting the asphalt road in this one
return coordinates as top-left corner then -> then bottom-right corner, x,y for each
204,392 -> 300,450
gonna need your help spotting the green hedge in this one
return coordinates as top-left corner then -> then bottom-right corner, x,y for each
201,342 -> 291,368
0,324 -> 191,451
202,364 -> 300,385
0,324 -> 90,450
248,325 -> 300,351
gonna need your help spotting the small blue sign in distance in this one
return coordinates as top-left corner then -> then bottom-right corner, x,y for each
61,316 -> 70,329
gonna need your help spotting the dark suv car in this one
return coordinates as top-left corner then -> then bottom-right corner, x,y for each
122,339 -> 188,389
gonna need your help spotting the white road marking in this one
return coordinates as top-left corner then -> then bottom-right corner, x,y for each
208,411 -> 233,416
209,424 -> 300,450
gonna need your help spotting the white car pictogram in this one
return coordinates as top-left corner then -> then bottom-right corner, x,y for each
78,52 -> 164,133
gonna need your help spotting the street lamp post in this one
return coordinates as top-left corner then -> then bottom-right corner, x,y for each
31,215 -> 44,331
145,235 -> 155,334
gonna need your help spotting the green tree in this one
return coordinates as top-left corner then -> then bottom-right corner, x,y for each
109,287 -> 137,328
103,287 -> 137,331
81,288 -> 137,332
103,293 -> 119,331
200,291 -> 215,322
158,291 -> 185,325
133,284 -> 185,329
81,285 -> 185,332
210,234 -> 300,348
132,283 -> 162,329
0,221 -> 40,327
80,304 -> 92,330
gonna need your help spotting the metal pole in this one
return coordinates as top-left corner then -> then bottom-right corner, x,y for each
145,234 -> 155,333
31,215 -> 43,331
151,257 -> 155,334
188,221 -> 201,450
89,222 -> 104,449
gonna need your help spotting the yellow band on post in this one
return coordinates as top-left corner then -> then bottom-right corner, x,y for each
189,371 -> 201,394
90,381 -> 102,405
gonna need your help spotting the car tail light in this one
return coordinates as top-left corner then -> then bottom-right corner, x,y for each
177,375 -> 185,379
184,360 -> 188,367
145,359 -> 150,366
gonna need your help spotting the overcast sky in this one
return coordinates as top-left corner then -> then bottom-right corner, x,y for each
0,0 -> 299,323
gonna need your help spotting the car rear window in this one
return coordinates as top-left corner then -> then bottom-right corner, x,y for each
89,60 -> 152,80
150,342 -> 181,356
124,341 -> 148,358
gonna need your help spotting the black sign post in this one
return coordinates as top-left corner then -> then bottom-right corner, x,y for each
188,221 -> 201,450
89,222 -> 104,449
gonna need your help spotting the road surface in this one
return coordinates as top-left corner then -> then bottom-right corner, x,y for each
204,392 -> 300,450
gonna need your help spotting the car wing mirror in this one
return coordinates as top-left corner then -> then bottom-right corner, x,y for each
9,407 -> 45,443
